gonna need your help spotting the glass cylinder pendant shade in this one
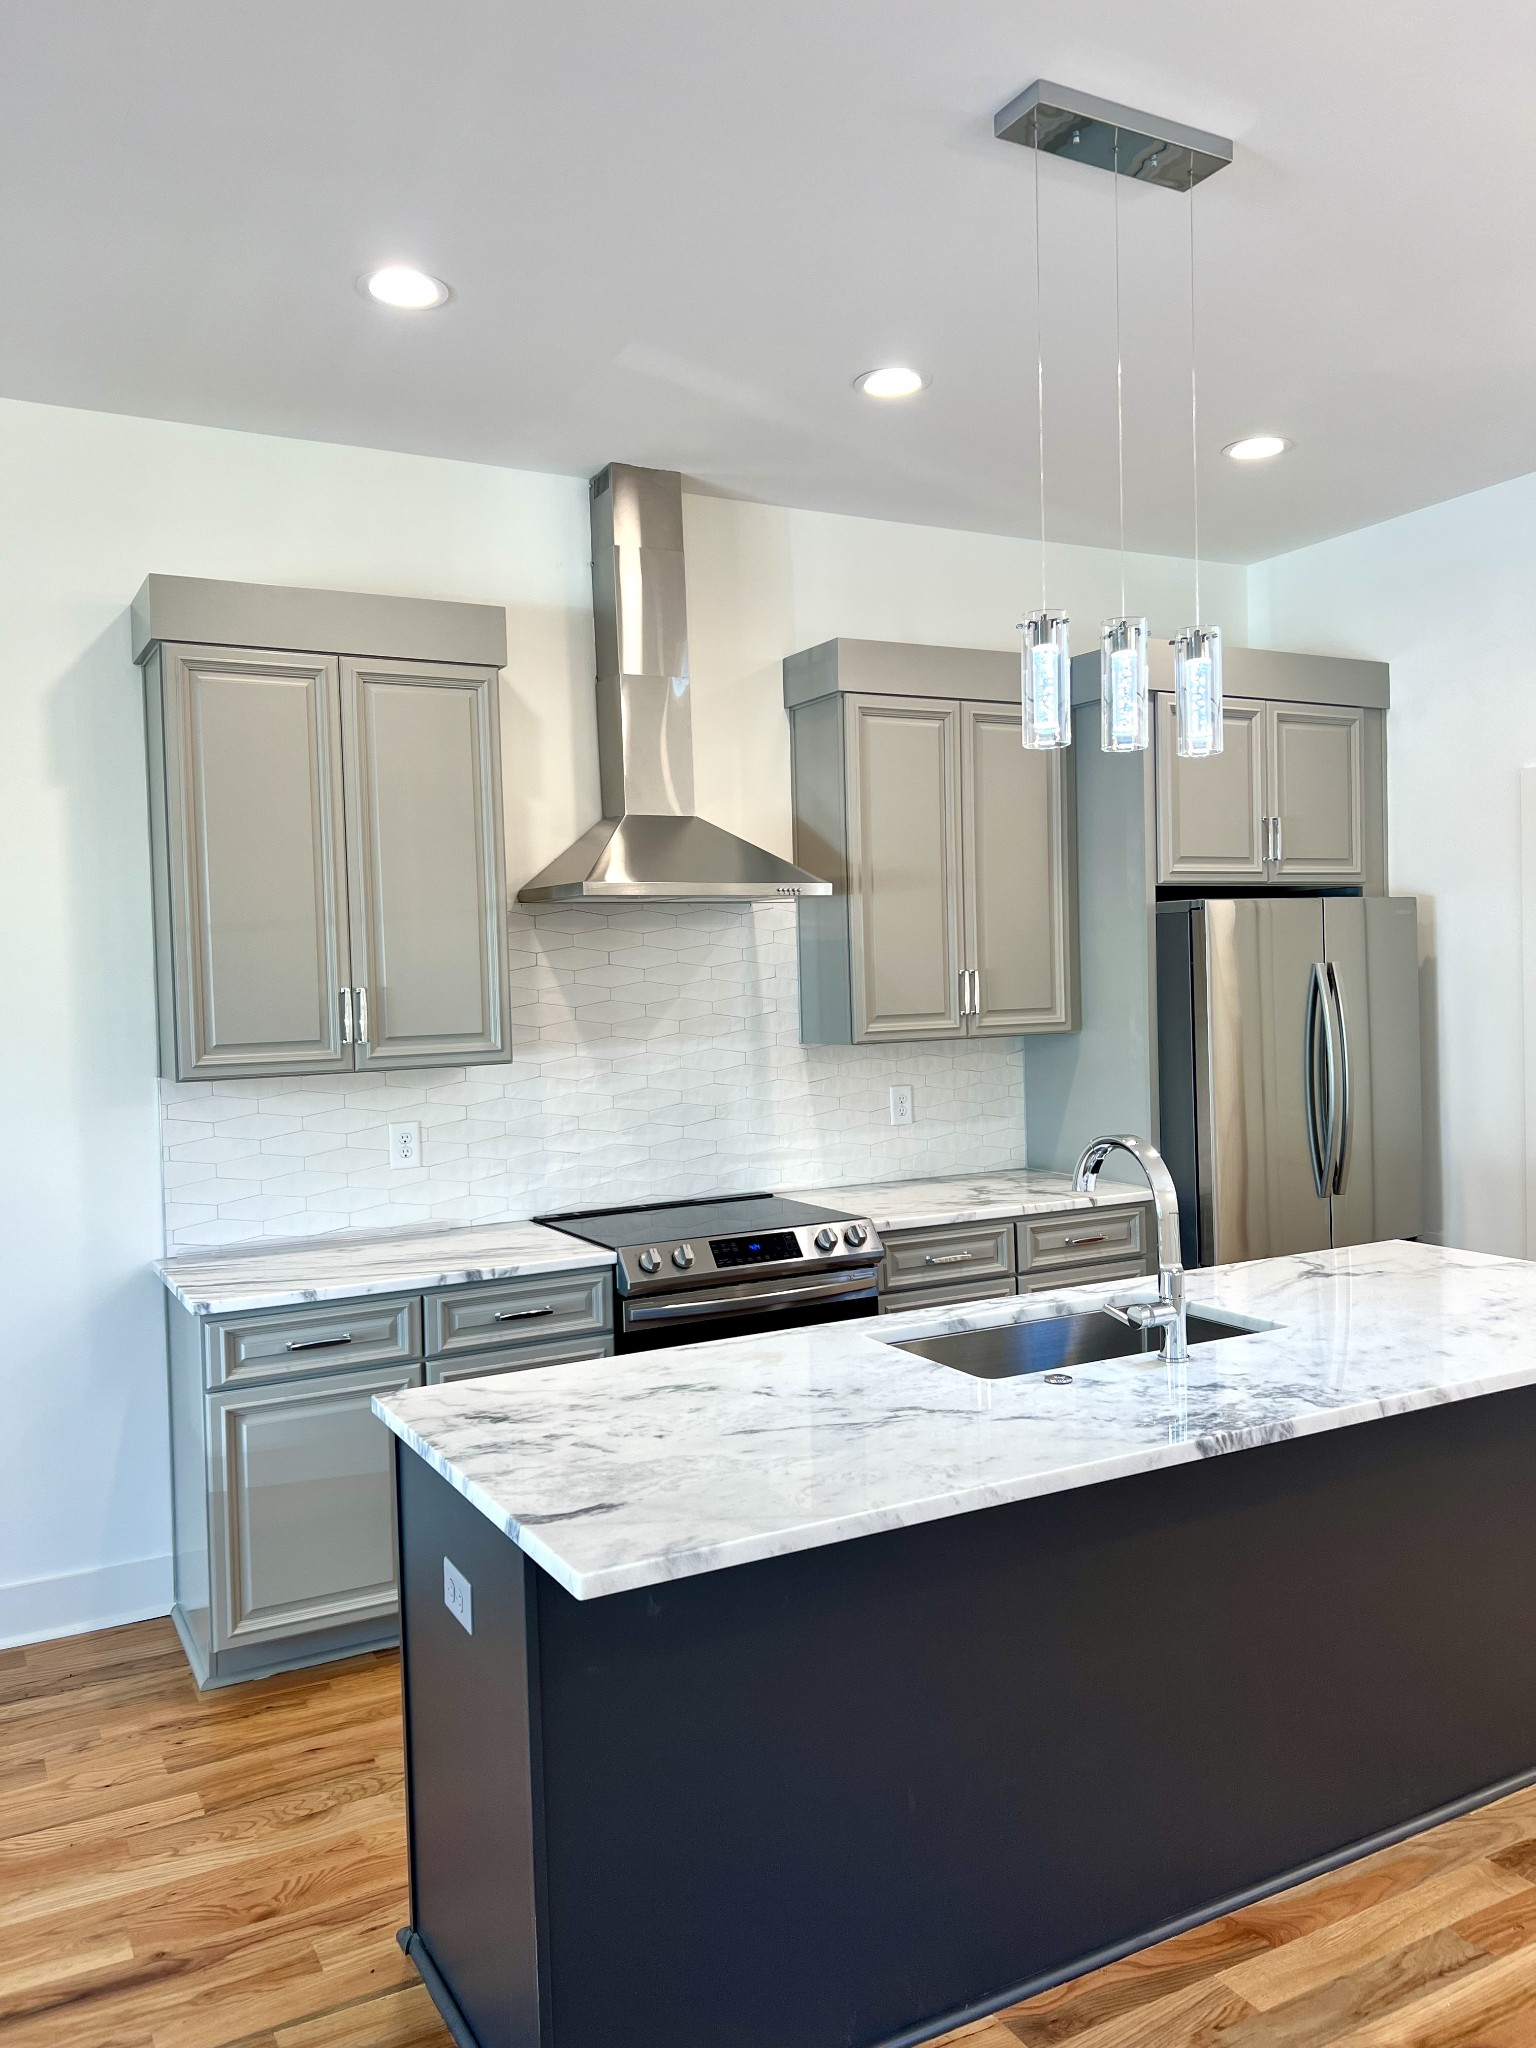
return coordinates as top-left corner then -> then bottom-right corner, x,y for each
1100,617 -> 1150,753
1173,625 -> 1224,758
1019,611 -> 1072,750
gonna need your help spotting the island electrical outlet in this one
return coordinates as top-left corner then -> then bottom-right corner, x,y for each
889,1085 -> 914,1128
388,1121 -> 422,1169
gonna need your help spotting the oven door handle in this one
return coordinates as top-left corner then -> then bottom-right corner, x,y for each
624,1270 -> 880,1324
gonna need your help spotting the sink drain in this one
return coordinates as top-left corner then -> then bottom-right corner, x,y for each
1043,1372 -> 1073,1385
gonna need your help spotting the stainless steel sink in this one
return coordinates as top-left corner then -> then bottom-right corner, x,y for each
892,1308 -> 1269,1382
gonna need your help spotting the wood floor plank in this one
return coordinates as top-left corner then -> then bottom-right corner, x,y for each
1,1617 -> 1534,2048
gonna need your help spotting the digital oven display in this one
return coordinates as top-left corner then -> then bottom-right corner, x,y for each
710,1230 -> 802,1269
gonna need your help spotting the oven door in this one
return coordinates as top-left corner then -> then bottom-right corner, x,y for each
616,1267 -> 881,1353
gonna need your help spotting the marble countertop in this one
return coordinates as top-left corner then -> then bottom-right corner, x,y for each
376,1241 -> 1536,1602
158,1220 -> 616,1317
787,1167 -> 1150,1232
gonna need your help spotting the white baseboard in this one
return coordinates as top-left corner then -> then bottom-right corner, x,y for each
0,1553 -> 173,1650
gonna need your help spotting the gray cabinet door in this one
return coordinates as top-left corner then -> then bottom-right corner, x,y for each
1267,703 -> 1365,882
342,659 -> 511,1069
1154,695 -> 1267,886
158,644 -> 352,1079
844,696 -> 965,1040
207,1361 -> 421,1651
961,704 -> 1075,1033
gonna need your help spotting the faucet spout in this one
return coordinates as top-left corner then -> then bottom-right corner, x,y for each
1072,1135 -> 1188,1362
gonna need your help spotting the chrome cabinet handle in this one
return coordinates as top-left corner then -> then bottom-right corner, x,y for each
958,969 -> 971,1018
354,986 -> 369,1045
969,968 -> 981,1016
493,1305 -> 556,1322
286,1332 -> 353,1352
339,987 -> 354,1046
1064,1233 -> 1108,1248
1326,961 -> 1352,1196
1273,815 -> 1284,864
925,1251 -> 973,1266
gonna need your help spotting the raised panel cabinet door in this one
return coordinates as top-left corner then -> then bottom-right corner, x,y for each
207,1362 -> 422,1651
160,645 -> 352,1078
844,696 -> 965,1040
1155,695 -> 1267,885
1267,703 -> 1365,882
342,659 -> 511,1068
962,704 -> 1075,1032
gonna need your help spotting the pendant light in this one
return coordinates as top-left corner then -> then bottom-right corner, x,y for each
1172,160 -> 1223,757
1019,106 -> 1072,751
1100,127 -> 1150,755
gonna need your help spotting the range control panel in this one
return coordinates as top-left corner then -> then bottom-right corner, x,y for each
613,1219 -> 881,1294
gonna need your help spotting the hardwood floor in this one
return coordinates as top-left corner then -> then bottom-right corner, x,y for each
2,1621 -> 1535,2048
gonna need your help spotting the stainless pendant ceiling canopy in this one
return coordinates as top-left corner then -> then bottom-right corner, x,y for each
994,80 -> 1233,190
519,462 -> 831,902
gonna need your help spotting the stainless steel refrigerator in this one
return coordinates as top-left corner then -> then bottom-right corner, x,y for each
1156,897 -> 1422,1267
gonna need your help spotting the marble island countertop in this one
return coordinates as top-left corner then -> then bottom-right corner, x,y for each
157,1219 -> 617,1317
375,1241 -> 1536,1602
789,1167 -> 1150,1232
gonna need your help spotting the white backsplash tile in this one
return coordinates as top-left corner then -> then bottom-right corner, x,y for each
159,903 -> 1029,1250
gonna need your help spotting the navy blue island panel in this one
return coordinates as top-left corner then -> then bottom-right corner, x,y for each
393,1381 -> 1536,2048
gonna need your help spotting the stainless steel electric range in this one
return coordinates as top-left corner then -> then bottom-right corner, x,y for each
536,1193 -> 884,1352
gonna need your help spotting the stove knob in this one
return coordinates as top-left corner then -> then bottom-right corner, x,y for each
671,1242 -> 695,1270
843,1222 -> 869,1249
814,1226 -> 838,1253
637,1247 -> 662,1275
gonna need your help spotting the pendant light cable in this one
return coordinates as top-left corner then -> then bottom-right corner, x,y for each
1113,127 -> 1125,617
1034,110 -> 1046,609
1188,161 -> 1201,629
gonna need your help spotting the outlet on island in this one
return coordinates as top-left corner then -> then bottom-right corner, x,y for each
388,1121 -> 422,1170
889,1085 -> 914,1128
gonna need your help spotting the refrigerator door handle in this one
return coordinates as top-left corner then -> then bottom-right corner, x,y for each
1326,960 -> 1352,1196
1303,963 -> 1334,1201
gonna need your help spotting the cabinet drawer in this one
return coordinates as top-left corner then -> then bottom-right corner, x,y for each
424,1270 -> 612,1360
207,1360 -> 422,1653
205,1295 -> 421,1389
880,1222 -> 1013,1294
1018,1256 -> 1148,1295
426,1335 -> 614,1385
1018,1206 -> 1150,1274
879,1277 -> 1015,1314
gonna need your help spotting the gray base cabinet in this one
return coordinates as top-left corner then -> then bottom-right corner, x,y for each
167,1265 -> 612,1687
785,641 -> 1078,1045
875,1204 -> 1155,1313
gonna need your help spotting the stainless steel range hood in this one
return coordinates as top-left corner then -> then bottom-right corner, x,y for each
518,464 -> 831,902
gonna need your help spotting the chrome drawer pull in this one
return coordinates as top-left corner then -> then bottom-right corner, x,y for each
925,1251 -> 974,1266
493,1305 -> 556,1321
1064,1233 -> 1108,1248
285,1333 -> 353,1351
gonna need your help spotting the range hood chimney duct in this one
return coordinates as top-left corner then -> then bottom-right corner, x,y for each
518,464 -> 831,902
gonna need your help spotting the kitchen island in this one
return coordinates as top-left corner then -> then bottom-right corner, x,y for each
375,1241 -> 1536,2048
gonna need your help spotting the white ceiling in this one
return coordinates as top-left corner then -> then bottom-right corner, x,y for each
2,1 -> 1533,563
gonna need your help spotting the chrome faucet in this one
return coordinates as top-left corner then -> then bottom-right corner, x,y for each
1072,1135 -> 1188,1362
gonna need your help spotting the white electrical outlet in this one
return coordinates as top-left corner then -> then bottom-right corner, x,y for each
388,1121 -> 422,1170
443,1556 -> 473,1634
889,1085 -> 914,1128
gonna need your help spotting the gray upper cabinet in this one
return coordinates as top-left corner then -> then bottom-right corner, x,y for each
1155,692 -> 1381,892
149,646 -> 354,1078
1155,695 -> 1267,886
342,659 -> 508,1067
963,703 -> 1075,1032
136,578 -> 510,1080
785,640 -> 1078,1044
846,696 -> 966,1040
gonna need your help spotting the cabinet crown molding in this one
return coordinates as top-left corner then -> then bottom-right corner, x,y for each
132,574 -> 508,670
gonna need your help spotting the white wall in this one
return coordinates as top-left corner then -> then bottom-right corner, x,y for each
0,393 -> 1239,1645
1248,467 -> 1536,1257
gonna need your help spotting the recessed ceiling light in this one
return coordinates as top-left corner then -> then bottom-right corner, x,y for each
362,264 -> 451,311
854,366 -> 927,399
1223,434 -> 1290,462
